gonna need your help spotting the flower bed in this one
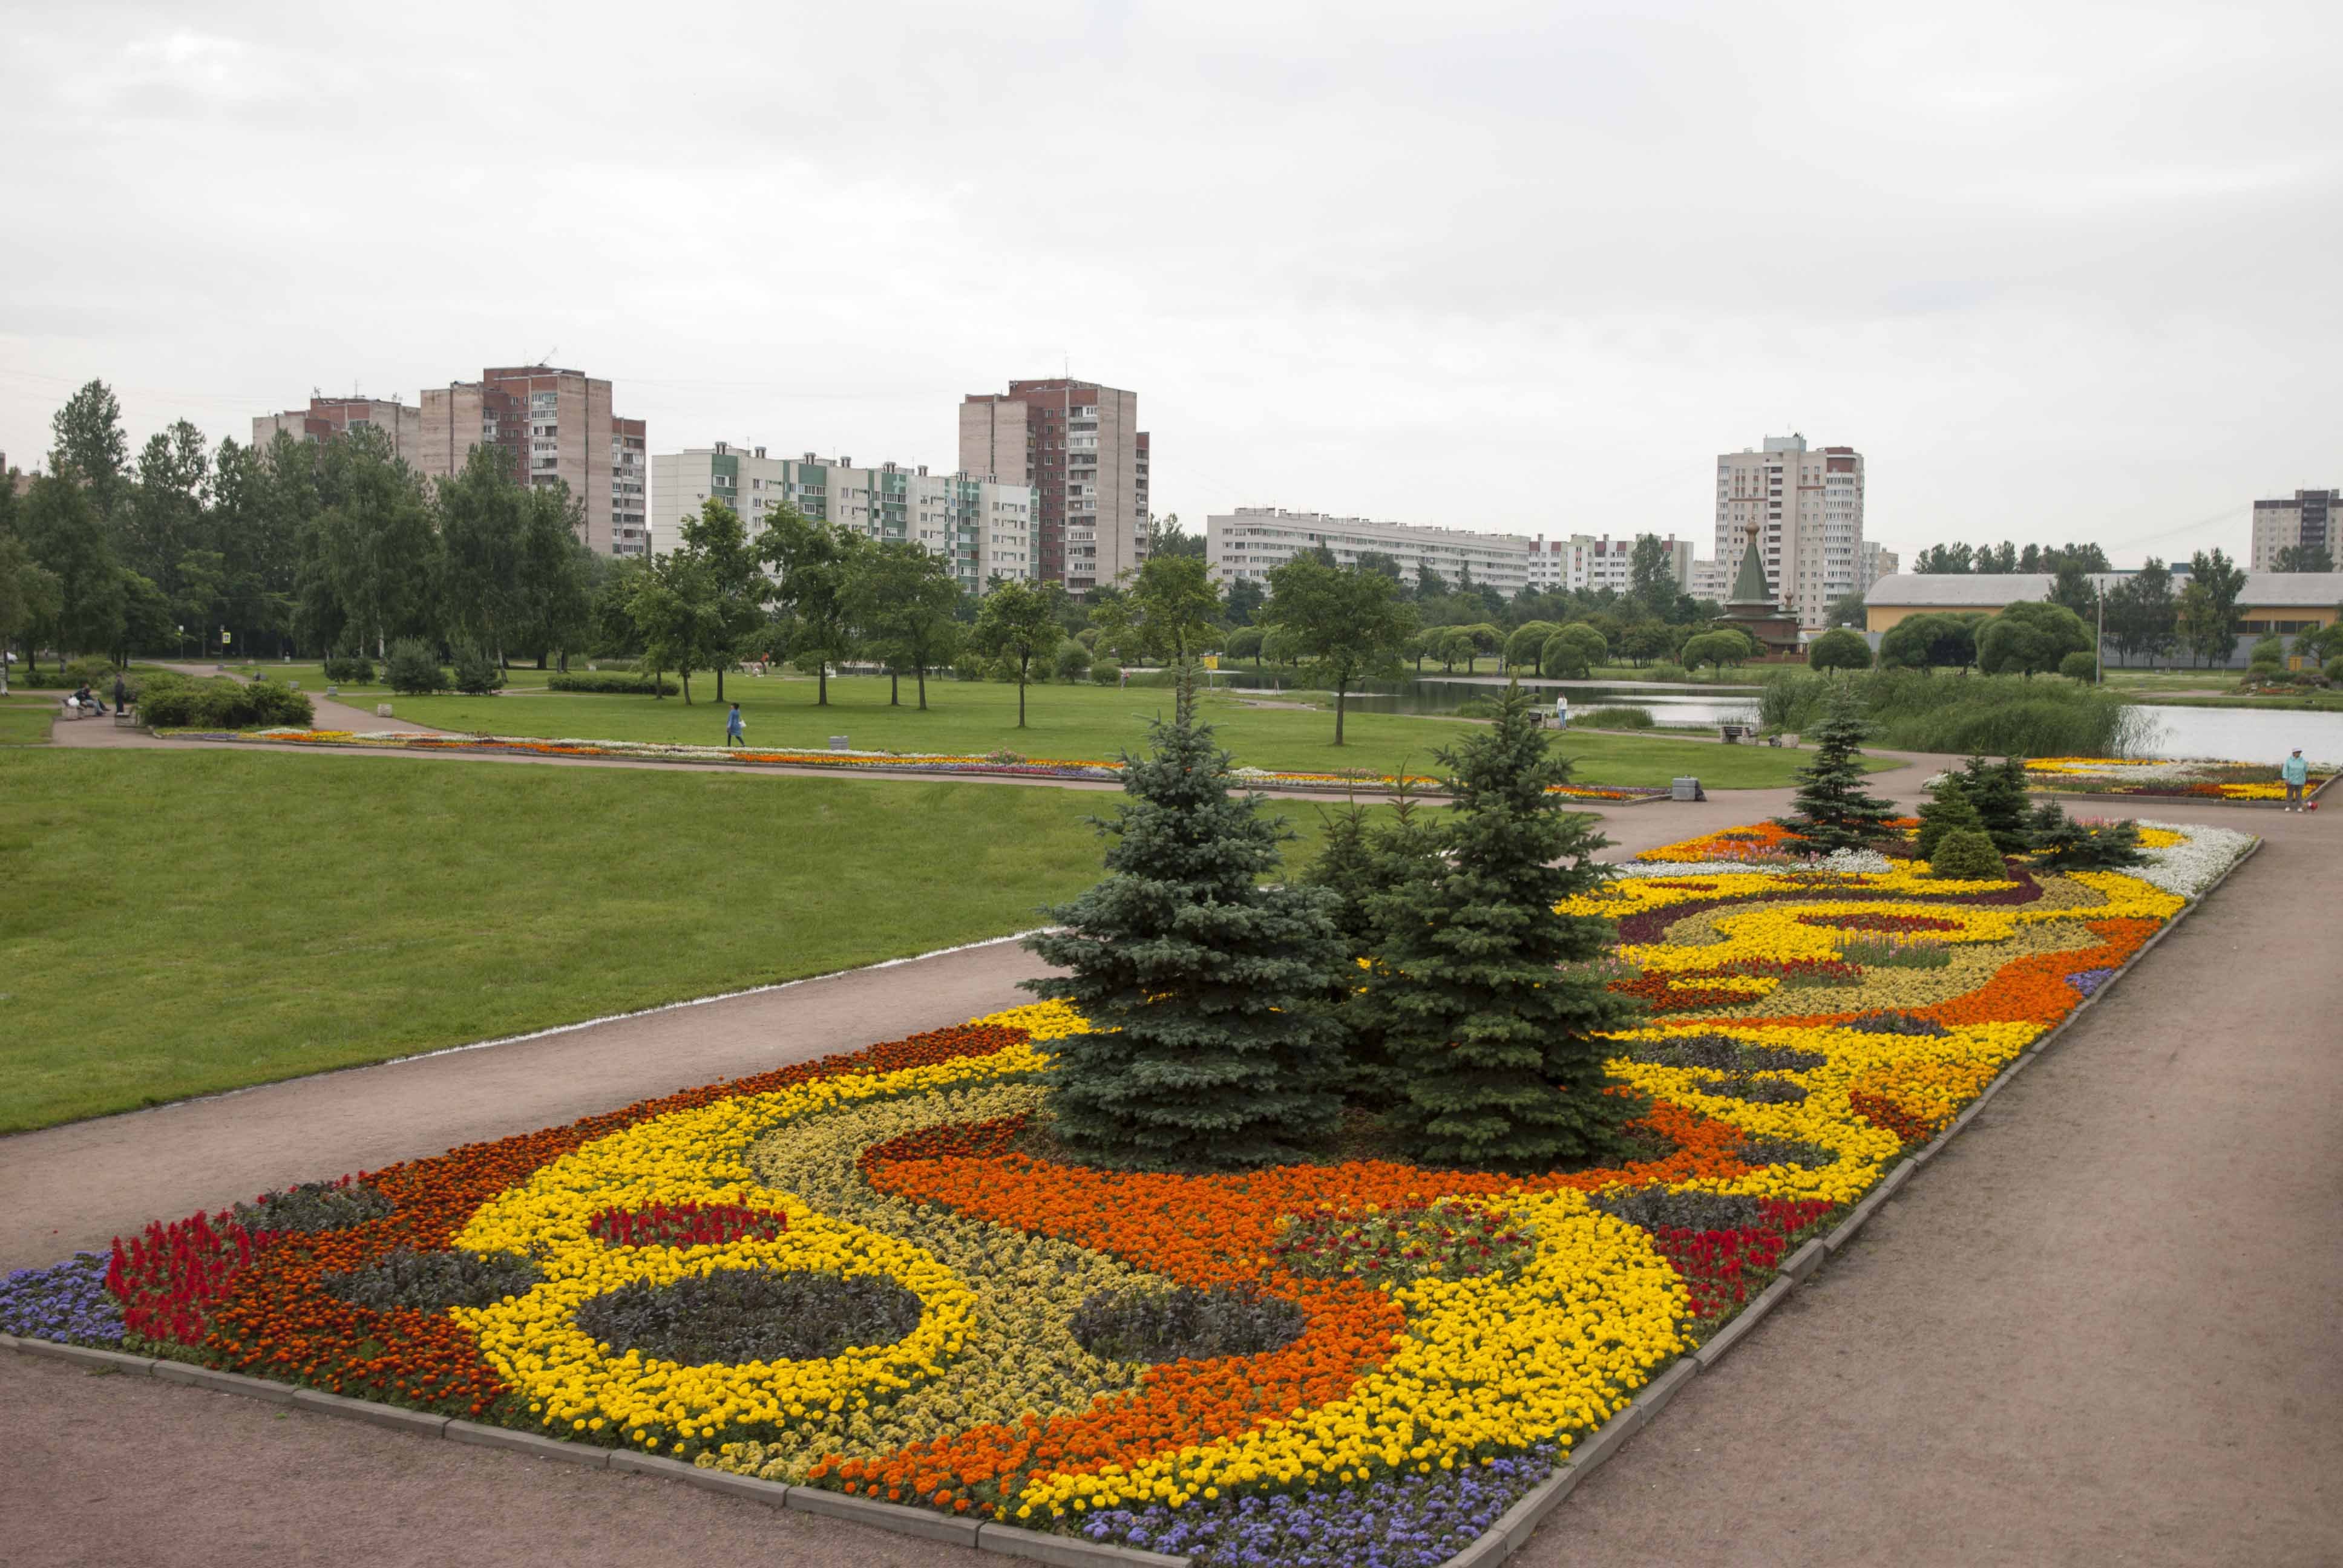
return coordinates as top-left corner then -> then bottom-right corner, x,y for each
156,727 -> 1671,802
2024,756 -> 2333,802
2,820 -> 2254,1566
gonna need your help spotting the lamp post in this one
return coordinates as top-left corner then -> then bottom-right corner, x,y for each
2095,583 -> 2105,685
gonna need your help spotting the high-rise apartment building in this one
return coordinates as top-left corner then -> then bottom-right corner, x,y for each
2250,489 -> 2338,569
1524,534 -> 1695,595
1714,433 -> 1864,629
959,379 -> 1149,594
1207,509 -> 1531,595
1687,557 -> 1732,603
252,396 -> 424,460
1859,541 -> 1900,589
419,366 -> 648,557
650,444 -> 1035,593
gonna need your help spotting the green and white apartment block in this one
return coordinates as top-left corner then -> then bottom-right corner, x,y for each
650,444 -> 1037,593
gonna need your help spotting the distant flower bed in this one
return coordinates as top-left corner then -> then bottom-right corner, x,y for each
156,728 -> 1670,802
2024,756 -> 2332,801
1,819 -> 2254,1565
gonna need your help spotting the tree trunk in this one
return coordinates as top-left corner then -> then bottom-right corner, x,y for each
817,663 -> 828,705
716,664 -> 726,701
1334,679 -> 1347,745
890,670 -> 899,705
916,664 -> 928,710
1017,659 -> 1028,727
682,671 -> 692,704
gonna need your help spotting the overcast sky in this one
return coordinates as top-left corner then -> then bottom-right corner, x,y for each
4,1 -> 2338,567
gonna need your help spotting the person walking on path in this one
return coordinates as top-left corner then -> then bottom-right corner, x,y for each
2281,747 -> 2310,810
724,704 -> 746,748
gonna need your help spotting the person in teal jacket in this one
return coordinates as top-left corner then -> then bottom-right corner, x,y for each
2280,748 -> 2309,811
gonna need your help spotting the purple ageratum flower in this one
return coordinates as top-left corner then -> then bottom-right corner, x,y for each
0,1253 -> 126,1347
1076,1445 -> 1561,1568
2065,967 -> 2117,997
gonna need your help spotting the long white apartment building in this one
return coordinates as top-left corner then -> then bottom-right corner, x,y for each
1524,534 -> 1696,594
1206,508 -> 1530,595
651,444 -> 1035,593
1715,433 -> 1865,629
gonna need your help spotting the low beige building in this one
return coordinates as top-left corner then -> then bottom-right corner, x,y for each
1864,570 -> 2343,638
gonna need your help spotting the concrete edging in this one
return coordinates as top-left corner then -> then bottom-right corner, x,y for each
1430,833 -> 2262,1568
3,840 -> 2262,1568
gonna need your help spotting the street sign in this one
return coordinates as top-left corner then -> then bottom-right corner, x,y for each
1203,655 -> 1220,670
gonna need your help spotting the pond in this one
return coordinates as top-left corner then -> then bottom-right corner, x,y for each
2130,705 -> 2343,766
1208,672 -> 2343,763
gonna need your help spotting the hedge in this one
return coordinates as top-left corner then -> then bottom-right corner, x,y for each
547,672 -> 680,696
139,673 -> 315,730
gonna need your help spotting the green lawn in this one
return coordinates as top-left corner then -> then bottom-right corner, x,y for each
0,698 -> 54,746
362,677 -> 1869,789
0,748 -> 1386,1132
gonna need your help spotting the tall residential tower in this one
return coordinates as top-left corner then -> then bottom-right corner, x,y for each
420,366 -> 648,557
959,378 -> 1149,594
1713,433 -> 1864,630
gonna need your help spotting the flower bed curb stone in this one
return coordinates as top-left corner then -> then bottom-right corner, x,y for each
784,1486 -> 985,1547
445,1417 -> 609,1465
13,1338 -> 156,1375
1778,1237 -> 1827,1283
975,1521 -> 1191,1566
154,1362 -> 300,1403
295,1387 -> 453,1437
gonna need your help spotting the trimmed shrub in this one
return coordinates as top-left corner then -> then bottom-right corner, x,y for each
450,644 -> 505,696
137,674 -> 313,730
1054,641 -> 1093,681
1070,1283 -> 1306,1363
321,654 -> 375,685
384,639 -> 448,696
1090,662 -> 1122,686
62,655 -> 118,688
546,671 -> 679,696
1928,828 -> 2007,881
1807,628 -> 1873,673
2059,650 -> 2099,682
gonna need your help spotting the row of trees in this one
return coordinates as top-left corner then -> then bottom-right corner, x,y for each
1,380 -> 603,678
1909,540 -> 2112,576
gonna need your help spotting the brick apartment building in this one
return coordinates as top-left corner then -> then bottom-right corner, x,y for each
251,396 -> 424,461
421,366 -> 648,556
958,379 -> 1149,593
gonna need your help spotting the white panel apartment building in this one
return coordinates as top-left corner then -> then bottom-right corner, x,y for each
1714,434 -> 1865,629
1207,509 -> 1530,595
1524,534 -> 1696,594
651,445 -> 1035,595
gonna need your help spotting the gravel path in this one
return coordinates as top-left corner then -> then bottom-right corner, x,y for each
6,782 -> 2332,1564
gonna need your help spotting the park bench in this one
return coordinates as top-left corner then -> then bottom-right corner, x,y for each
114,705 -> 138,729
1719,723 -> 1748,743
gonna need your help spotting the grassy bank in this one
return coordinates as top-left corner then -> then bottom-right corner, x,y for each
344,677 -> 1857,788
0,748 -> 1391,1132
